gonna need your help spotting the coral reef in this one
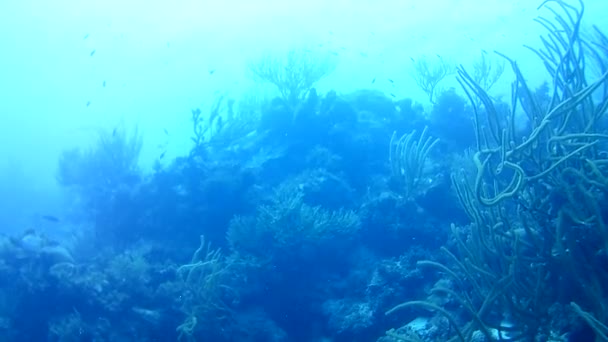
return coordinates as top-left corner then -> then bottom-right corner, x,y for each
1,1 -> 606,341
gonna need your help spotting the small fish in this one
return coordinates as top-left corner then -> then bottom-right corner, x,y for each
390,93 -> 396,98
163,128 -> 169,135
371,77 -> 376,84
41,215 -> 60,223
331,51 -> 339,56
388,78 -> 394,84
112,127 -> 117,137
359,52 -> 368,57
83,33 -> 89,40
102,80 -> 106,87
90,49 -> 96,57
410,57 -> 415,63
86,100 -> 91,107
208,69 -> 216,75
159,151 -> 166,160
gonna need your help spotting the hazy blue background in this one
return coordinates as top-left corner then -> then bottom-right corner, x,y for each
1,0 -> 607,234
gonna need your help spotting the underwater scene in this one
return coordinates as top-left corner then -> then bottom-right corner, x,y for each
2,0 -> 608,340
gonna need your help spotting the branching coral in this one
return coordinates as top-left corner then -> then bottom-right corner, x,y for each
387,0 -> 608,340
190,94 -> 259,158
56,125 -> 143,242
389,127 -> 439,199
471,51 -> 505,95
248,48 -> 336,107
176,236 -> 233,341
227,181 -> 361,265
57,125 -> 142,190
410,55 -> 456,104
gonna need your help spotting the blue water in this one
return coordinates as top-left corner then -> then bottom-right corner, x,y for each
0,0 -> 607,341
